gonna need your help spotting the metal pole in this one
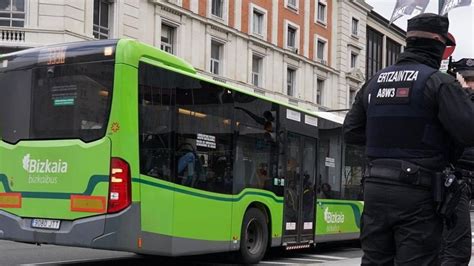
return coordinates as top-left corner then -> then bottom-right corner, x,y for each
439,0 -> 445,14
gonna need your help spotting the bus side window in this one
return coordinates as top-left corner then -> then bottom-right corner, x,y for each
138,62 -> 173,181
317,119 -> 343,199
175,80 -> 233,194
233,92 -> 277,194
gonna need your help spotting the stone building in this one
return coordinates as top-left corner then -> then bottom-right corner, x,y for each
0,0 -> 404,116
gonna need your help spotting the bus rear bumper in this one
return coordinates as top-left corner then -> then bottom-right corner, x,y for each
0,204 -> 140,252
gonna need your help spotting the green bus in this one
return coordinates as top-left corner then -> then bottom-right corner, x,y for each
0,39 -> 364,263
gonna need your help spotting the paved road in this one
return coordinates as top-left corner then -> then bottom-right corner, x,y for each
0,240 -> 362,265
2,212 -> 474,265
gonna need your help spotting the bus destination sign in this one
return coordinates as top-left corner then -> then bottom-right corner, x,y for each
38,46 -> 67,65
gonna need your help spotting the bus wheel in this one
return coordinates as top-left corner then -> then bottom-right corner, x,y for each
239,208 -> 268,264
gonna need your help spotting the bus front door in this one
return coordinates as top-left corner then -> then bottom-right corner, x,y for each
282,132 -> 317,245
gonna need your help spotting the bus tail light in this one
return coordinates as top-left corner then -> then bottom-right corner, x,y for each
107,157 -> 131,213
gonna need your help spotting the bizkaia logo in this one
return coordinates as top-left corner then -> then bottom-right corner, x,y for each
22,154 -> 68,174
323,207 -> 345,224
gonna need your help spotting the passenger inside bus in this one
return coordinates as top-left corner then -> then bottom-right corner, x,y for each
176,142 -> 202,187
256,163 -> 269,188
318,183 -> 334,199
285,158 -> 299,221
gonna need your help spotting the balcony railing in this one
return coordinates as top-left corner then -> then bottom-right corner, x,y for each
1,29 -> 25,42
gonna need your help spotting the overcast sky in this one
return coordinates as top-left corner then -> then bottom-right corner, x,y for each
365,0 -> 474,60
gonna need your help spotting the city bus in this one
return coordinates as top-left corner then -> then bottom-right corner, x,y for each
0,39 -> 364,263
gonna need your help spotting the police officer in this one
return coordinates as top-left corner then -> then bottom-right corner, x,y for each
440,58 -> 474,266
343,13 -> 474,265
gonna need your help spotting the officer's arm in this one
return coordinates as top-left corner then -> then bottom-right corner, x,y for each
343,83 -> 368,145
457,147 -> 474,171
434,77 -> 474,146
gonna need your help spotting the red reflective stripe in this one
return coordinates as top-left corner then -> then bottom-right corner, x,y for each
0,193 -> 22,208
70,195 -> 106,213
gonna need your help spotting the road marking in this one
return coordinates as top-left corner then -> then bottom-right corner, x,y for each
260,261 -> 293,265
287,257 -> 325,262
302,254 -> 348,260
20,256 -> 133,265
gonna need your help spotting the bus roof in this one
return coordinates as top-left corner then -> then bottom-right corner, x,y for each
116,39 -> 196,74
314,111 -> 344,125
116,39 -> 346,124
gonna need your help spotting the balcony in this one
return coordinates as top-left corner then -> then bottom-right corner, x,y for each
1,29 -> 25,43
0,27 -> 93,49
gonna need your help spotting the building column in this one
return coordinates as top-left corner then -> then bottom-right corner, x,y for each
303,0 -> 310,58
272,0 -> 278,45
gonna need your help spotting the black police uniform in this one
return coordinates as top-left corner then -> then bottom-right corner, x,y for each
440,59 -> 474,266
343,14 -> 474,265
440,148 -> 473,266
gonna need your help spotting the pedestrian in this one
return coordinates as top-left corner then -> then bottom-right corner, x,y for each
440,58 -> 474,266
343,13 -> 474,265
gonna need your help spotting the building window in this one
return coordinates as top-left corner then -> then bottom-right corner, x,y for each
252,9 -> 264,36
287,68 -> 296,96
386,38 -> 402,67
317,38 -> 326,61
287,25 -> 297,50
352,18 -> 359,36
160,24 -> 175,54
316,78 -> 324,105
0,0 -> 25,27
350,52 -> 357,69
250,5 -> 267,39
210,40 -> 223,75
287,0 -> 298,10
252,55 -> 263,87
211,0 -> 223,18
366,27 -> 383,80
317,1 -> 326,24
93,0 -> 111,39
349,87 -> 357,106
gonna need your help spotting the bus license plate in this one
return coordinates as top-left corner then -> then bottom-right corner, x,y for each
31,219 -> 61,230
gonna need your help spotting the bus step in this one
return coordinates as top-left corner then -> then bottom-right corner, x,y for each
285,243 -> 311,250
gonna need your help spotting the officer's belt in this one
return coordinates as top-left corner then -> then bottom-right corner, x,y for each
366,159 -> 434,188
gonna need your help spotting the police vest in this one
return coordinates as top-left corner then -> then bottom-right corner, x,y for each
366,64 -> 448,158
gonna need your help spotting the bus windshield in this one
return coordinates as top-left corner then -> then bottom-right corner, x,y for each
0,41 -> 116,144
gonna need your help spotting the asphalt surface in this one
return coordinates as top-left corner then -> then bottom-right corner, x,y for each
0,240 -> 362,265
2,212 -> 474,265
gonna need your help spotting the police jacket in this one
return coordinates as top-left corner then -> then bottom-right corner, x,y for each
457,147 -> 474,171
344,51 -> 474,171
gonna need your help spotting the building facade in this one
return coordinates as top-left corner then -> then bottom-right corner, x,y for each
365,10 -> 406,82
332,0 -> 371,111
0,0 -> 399,114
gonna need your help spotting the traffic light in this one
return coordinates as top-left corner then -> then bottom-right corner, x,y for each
263,110 -> 276,142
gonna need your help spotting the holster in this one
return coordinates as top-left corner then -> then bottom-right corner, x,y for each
435,170 -> 467,229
